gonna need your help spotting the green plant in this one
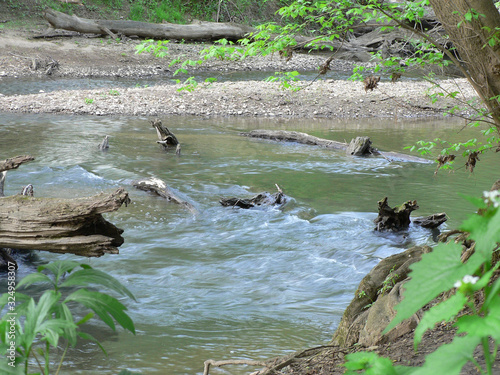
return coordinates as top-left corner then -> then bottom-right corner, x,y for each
265,71 -> 302,92
135,39 -> 170,58
175,76 -> 198,92
378,266 -> 399,296
0,260 -> 136,375
108,89 -> 120,96
343,190 -> 500,374
84,98 -> 94,104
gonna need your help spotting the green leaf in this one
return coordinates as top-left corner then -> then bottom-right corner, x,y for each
60,269 -> 136,301
384,242 -> 483,333
456,294 -> 500,341
37,260 -> 81,286
16,272 -> 54,289
460,206 -> 500,260
410,335 -> 480,375
65,289 -> 135,334
344,351 -> 413,374
414,293 -> 467,349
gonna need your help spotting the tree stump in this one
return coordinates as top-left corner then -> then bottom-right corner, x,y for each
374,197 -> 419,232
346,136 -> 374,156
151,118 -> 179,149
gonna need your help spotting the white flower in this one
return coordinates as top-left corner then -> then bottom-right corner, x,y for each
454,275 -> 479,289
483,190 -> 500,206
462,275 -> 479,284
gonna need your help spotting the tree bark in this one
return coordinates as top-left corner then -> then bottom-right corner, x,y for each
428,0 -> 500,129
374,197 -> 419,232
0,188 -> 130,257
43,9 -> 255,41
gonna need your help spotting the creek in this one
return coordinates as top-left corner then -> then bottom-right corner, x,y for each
0,112 -> 497,375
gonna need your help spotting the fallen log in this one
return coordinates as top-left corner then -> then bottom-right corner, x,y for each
132,177 -> 198,214
0,188 -> 130,257
241,130 -> 431,163
241,130 -> 346,150
43,9 -> 255,41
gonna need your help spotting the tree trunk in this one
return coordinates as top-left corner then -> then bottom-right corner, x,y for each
43,9 -> 255,41
0,188 -> 130,257
428,0 -> 500,129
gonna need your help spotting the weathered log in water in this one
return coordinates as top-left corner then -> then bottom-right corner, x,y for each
220,187 -> 288,209
241,130 -> 347,150
241,130 -> 431,163
98,135 -> 109,150
0,155 -> 35,172
132,177 -> 198,214
151,118 -> 179,149
374,197 -> 419,232
412,213 -> 447,229
0,188 -> 130,257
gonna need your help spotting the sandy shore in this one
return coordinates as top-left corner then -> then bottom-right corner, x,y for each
0,28 -> 477,118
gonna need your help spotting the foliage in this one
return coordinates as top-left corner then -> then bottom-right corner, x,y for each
0,260 -> 136,375
343,191 -> 500,375
135,39 -> 170,58
265,71 -> 302,92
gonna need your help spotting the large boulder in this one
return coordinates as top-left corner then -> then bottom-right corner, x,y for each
331,245 -> 431,347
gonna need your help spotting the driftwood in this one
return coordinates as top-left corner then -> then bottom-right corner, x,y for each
412,213 -> 447,229
220,185 -> 288,209
241,130 -> 346,150
374,197 -> 419,232
241,130 -> 431,163
132,177 -> 198,214
0,155 -> 35,197
0,188 -> 130,257
0,155 -> 35,172
98,135 -> 109,150
151,119 -> 179,149
43,9 -> 255,41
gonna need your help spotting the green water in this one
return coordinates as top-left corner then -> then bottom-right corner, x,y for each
0,113 -> 497,375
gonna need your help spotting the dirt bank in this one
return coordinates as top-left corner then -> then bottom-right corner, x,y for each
0,28 -> 477,118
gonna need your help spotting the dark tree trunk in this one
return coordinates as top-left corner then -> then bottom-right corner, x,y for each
374,197 -> 419,232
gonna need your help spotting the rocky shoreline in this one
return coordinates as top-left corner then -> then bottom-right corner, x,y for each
0,29 -> 477,118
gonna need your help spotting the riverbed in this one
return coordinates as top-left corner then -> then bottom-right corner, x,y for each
1,112 -> 496,375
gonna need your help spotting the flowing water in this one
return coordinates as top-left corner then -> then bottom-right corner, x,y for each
0,112 -> 497,375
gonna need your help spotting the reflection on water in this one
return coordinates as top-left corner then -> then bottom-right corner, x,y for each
0,114 -> 496,375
